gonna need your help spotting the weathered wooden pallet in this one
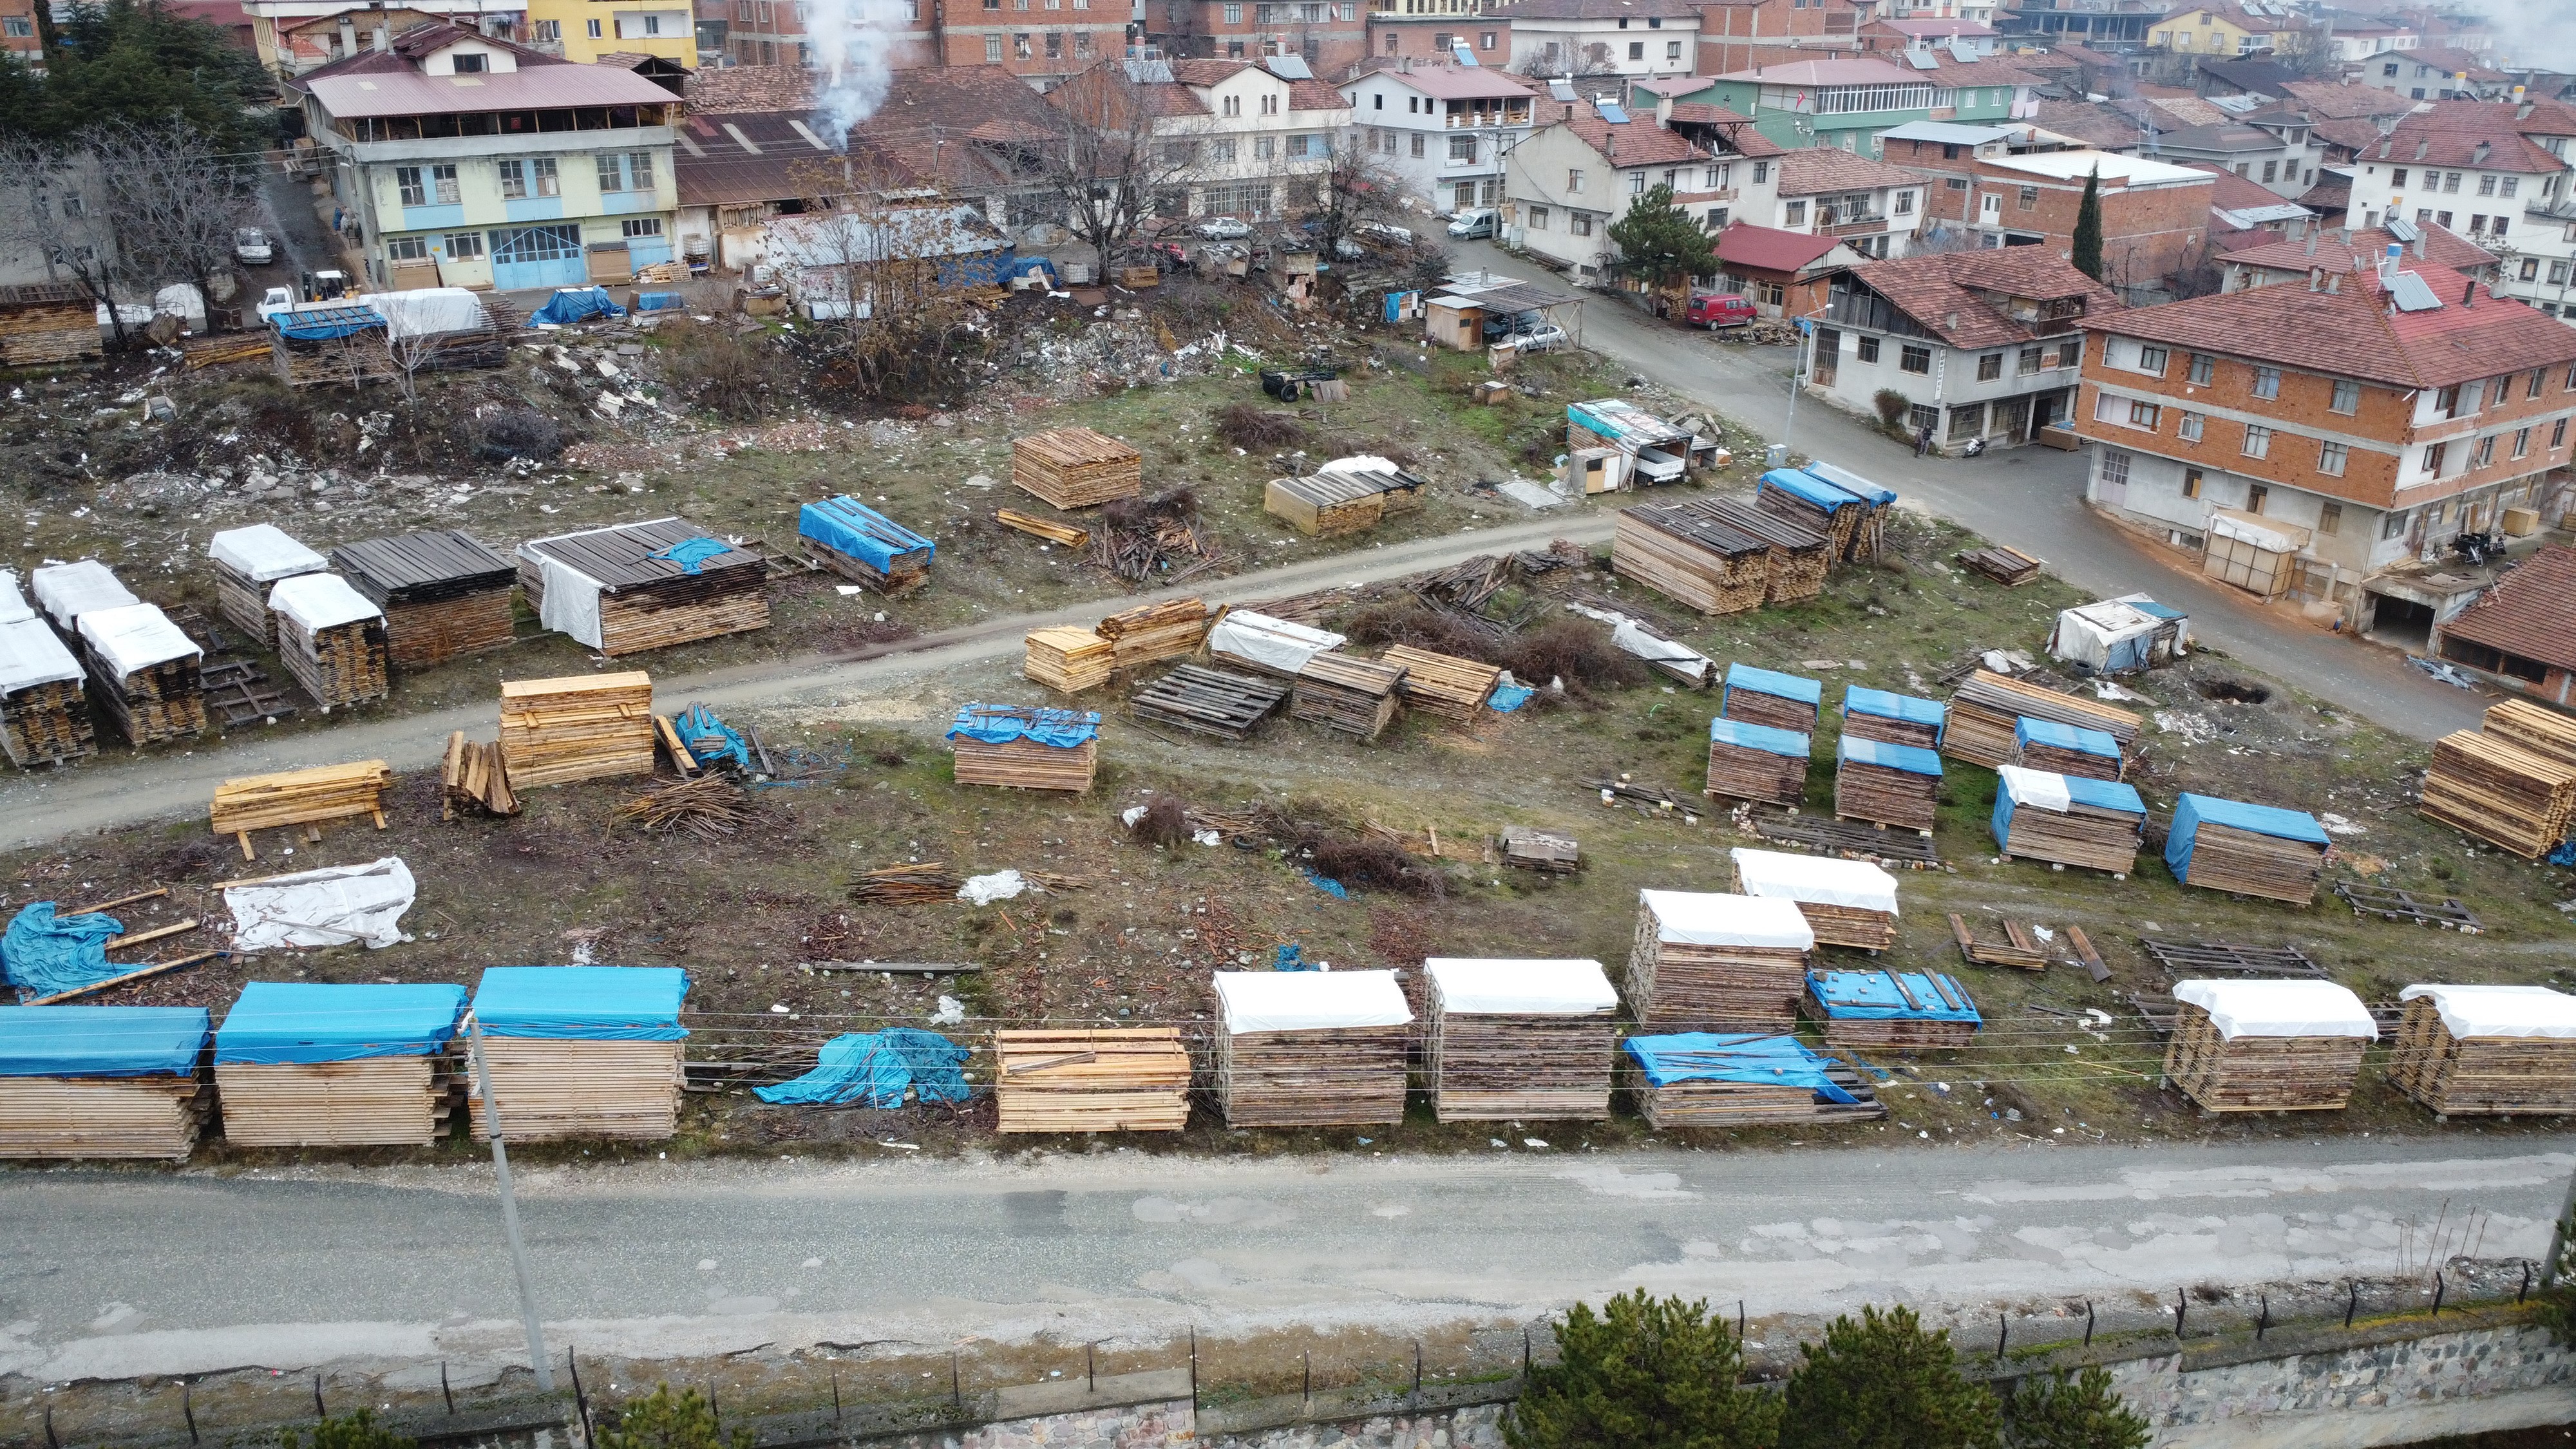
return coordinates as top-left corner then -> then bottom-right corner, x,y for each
1948,913 -> 2050,969
2139,938 -> 2325,978
1130,665 -> 1288,742
200,658 -> 298,728
2331,882 -> 2484,933
1747,812 -> 1942,867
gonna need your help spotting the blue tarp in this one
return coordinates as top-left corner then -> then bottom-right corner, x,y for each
2166,792 -> 2329,882
947,705 -> 1100,749
271,305 -> 385,341
1623,1032 -> 1859,1104
2015,715 -> 2122,760
1802,462 -> 1896,507
1808,969 -> 1982,1024
1759,468 -> 1862,513
1723,662 -> 1823,709
753,1028 -> 970,1107
799,497 -> 934,574
1839,732 -> 1943,777
2128,599 -> 2186,621
529,287 -> 627,325
214,983 -> 466,1065
1844,685 -> 1947,743
1709,717 -> 1812,758
672,703 -> 754,772
0,1005 -> 209,1078
2551,837 -> 2576,867
1994,773 -> 2146,848
634,291 -> 687,312
471,966 -> 689,1041
647,537 -> 732,574
1489,682 -> 1536,712
1,902 -> 126,1000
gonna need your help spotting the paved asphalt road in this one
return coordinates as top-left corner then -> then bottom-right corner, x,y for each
3,1139 -> 2568,1379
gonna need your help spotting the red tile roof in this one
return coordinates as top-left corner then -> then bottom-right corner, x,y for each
1288,77 -> 1353,113
1713,222 -> 1844,274
688,64 -> 812,115
2088,269 -> 2576,389
2188,161 -> 2298,212
1774,146 -> 1927,196
1553,108 -> 1711,168
2365,115 -> 2562,173
2031,99 -> 2145,151
2280,80 -> 2417,120
1842,247 -> 2123,349
2438,545 -> 2576,675
2217,223 -> 2492,279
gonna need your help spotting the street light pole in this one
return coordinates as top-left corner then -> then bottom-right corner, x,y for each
1783,314 -> 1814,452
466,1015 -> 555,1393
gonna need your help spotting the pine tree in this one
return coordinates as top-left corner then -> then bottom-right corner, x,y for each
1504,1290 -> 1781,1449
593,1385 -> 755,1449
2072,166 -> 2105,283
1607,183 -> 1716,290
1777,1305 -> 2002,1449
13,0 -> 275,146
2005,1367 -> 2150,1449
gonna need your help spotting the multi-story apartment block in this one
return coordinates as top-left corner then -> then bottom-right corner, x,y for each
242,0 -> 524,77
1761,145 -> 1926,260
1895,141 -> 2215,294
1342,61 -> 1533,214
1051,57 -> 1354,220
2074,255 -> 2576,634
2147,110 -> 2320,200
522,0 -> 700,64
1993,0 -> 2157,54
3,0 -> 44,72
2214,222 -> 2496,293
1362,2 -> 1508,67
289,24 -> 679,289
1502,97 -> 1735,279
1692,0 -> 1866,76
2342,103 -> 2575,319
2145,3 -> 2309,59
1686,56 -> 2038,156
942,0 -> 1124,82
1151,0 -> 1367,73
1490,0 -> 1698,80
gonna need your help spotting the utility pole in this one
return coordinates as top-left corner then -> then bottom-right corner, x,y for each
1783,314 -> 1814,451
466,1015 -> 554,1393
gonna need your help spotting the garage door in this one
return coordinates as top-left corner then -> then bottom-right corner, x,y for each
488,225 -> 588,290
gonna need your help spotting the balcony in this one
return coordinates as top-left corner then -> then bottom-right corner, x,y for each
1819,215 -> 1888,236
1444,109 -> 1531,129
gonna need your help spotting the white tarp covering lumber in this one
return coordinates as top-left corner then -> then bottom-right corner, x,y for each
0,570 -> 32,626
1614,619 -> 1716,685
0,618 -> 84,696
30,561 -> 137,630
1729,848 -> 1900,915
76,603 -> 199,677
2174,980 -> 2376,1040
535,555 -> 607,650
1638,889 -> 1817,949
1215,969 -> 1412,1034
209,525 -> 328,583
1206,611 -> 1344,674
268,573 -> 383,632
1424,958 -> 1617,1016
1997,765 -> 2074,813
224,856 -> 417,951
2398,984 -> 2576,1040
2206,509 -> 2305,554
2048,601 -> 2162,669
365,287 -> 489,341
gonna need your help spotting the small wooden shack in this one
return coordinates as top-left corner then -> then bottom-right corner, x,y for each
498,671 -> 658,788
267,573 -> 390,710
517,519 -> 769,656
799,496 -> 934,595
1424,958 -> 1617,1122
1611,503 -> 1769,615
0,1007 -> 211,1160
1624,1032 -> 1883,1128
2386,985 -> 2576,1117
1212,969 -> 1413,1128
1294,653 -> 1406,739
1991,767 -> 2146,876
1377,645 -> 1501,723
1625,889 -> 1816,1032
28,559 -> 138,634
1722,663 -> 1823,735
2163,980 -> 2375,1113
993,1028 -> 1193,1132
1833,733 -> 1942,834
1023,627 -> 1113,693
1804,968 -> 1979,1050
213,983 -> 466,1147
1012,427 -> 1142,509
209,524 -> 329,649
0,283 -> 103,368
1206,610 -> 1346,679
76,604 -> 206,746
1096,597 -> 1211,670
1696,499 -> 1830,604
2164,793 -> 2330,905
1729,847 -> 1899,951
1946,670 -> 2141,770
331,531 -> 519,670
0,571 -> 95,767
466,966 -> 688,1141
947,704 -> 1099,792
1841,686 -> 1946,750
1705,716 -> 1810,808
2009,716 -> 2125,781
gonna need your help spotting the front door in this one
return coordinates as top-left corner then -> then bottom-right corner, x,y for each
488,224 -> 589,290
1811,327 -> 1839,386
1979,193 -> 2001,223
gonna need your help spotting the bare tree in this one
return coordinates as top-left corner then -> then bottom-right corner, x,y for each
0,137 -> 144,347
1300,135 -> 1412,263
776,155 -> 994,402
1037,61 -> 1204,263
107,122 -> 256,330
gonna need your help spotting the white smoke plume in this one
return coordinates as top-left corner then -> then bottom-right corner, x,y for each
2452,0 -> 2576,74
808,0 -> 909,147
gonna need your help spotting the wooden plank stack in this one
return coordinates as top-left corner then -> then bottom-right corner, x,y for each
947,704 -> 1100,791
517,520 -> 770,656
468,967 -> 687,1142
1833,734 -> 1942,834
210,759 -> 393,845
1694,498 -> 1830,604
2417,729 -> 2576,860
76,605 -> 207,746
2162,981 -> 2374,1112
0,283 -> 102,368
1011,428 -> 1143,509
1095,597 -> 1211,670
2009,716 -> 2126,782
2383,986 -> 2576,1117
1956,544 -> 2043,586
1425,959 -> 1617,1121
1294,653 -> 1405,740
1723,663 -> 1823,735
268,573 -> 390,710
1625,1032 -> 1885,1127
994,1028 -> 1193,1132
1267,472 -> 1392,536
1376,645 -> 1500,723
0,1007 -> 211,1160
1804,968 -> 1980,1050
1625,889 -> 1816,1032
1706,717 -> 1811,807
1840,686 -> 1946,750
1023,627 -> 1114,694
212,984 -> 467,1147
1130,665 -> 1287,741
1945,670 -> 2141,770
498,672 -> 657,788
797,496 -> 934,595
441,732 -> 520,817
1611,504 -> 1768,615
1993,767 -> 2145,875
1500,826 -> 1579,873
2481,700 -> 2576,769
1730,847 -> 1900,951
1213,970 -> 1413,1128
208,524 -> 328,649
2166,793 -> 2329,904
330,531 -> 518,671
0,578 -> 95,767
1756,469 -> 1862,557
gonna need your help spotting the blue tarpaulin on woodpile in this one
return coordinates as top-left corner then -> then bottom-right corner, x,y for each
1623,1032 -> 1859,1102
755,1028 -> 971,1107
947,705 -> 1099,748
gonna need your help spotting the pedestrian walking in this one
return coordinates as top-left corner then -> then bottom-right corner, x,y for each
1914,424 -> 1933,457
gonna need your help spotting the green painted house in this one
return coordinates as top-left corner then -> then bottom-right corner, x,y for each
1685,55 -> 2038,156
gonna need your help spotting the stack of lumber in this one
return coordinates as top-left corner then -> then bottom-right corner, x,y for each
947,703 -> 1100,791
467,967 -> 687,1142
1130,665 -> 1287,741
1948,914 -> 2050,969
1705,717 -> 1810,808
76,605 -> 206,746
1625,889 -> 1815,1031
1756,467 -> 1864,558
1692,498 -> 1830,604
1625,1032 -> 1884,1127
1799,462 -> 1894,562
269,573 -> 390,710
2161,980 -> 2374,1112
0,283 -> 103,368
2417,730 -> 2576,860
1011,428 -> 1142,509
1992,767 -> 2145,875
207,524 -> 328,649
2385,985 -> 2576,1117
994,1028 -> 1193,1132
29,560 -> 138,633
996,509 -> 1090,548
1267,472 -> 1394,537
2482,700 -> 2576,768
0,573 -> 94,767
1425,958 -> 1616,1121
1212,970 -> 1413,1128
498,672 -> 657,788
331,531 -> 518,670
1376,645 -> 1501,723
1957,544 -> 2043,586
440,732 -> 519,817
517,520 -> 769,656
1206,610 -> 1345,679
850,861 -> 963,904
1023,627 -> 1113,694
1841,686 -> 1946,750
2164,793 -> 2329,904
1499,826 -> 1578,873
1293,653 -> 1406,740
1805,968 -> 1980,1050
1723,663 -> 1823,735
797,496 -> 934,595
182,332 -> 269,369
213,983 -> 465,1147
0,1007 -> 211,1160
1730,847 -> 1900,951
1833,733 -> 1942,834
1945,670 -> 2141,770
1095,597 -> 1211,669
2009,716 -> 2126,782
1611,504 -> 1769,615
209,759 -> 393,849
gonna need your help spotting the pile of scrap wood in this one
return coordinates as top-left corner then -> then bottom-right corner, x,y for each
1377,645 -> 1501,723
1499,826 -> 1578,873
440,732 -> 519,817
1730,848 -> 1900,951
269,573 -> 390,710
498,672 -> 656,788
994,1028 -> 1193,1132
2161,980 -> 2374,1112
0,1007 -> 212,1160
209,759 -> 393,858
1091,491 -> 1220,584
1130,665 -> 1287,742
1957,544 -> 2042,586
1625,889 -> 1816,1031
1722,664 -> 1823,735
1705,717 -> 1810,808
1947,913 -> 2050,969
211,983 -> 464,1148
1425,958 -> 1616,1121
1833,734 -> 1942,834
1697,499 -> 1830,604
182,333 -> 270,369
1011,427 -> 1142,509
614,773 -> 762,840
1610,504 -> 1769,616
2009,717 -> 2126,781
2418,714 -> 2576,860
1944,670 -> 2140,770
1991,767 -> 2145,875
851,862 -> 963,904
947,704 -> 1099,791
330,531 -> 518,670
1095,597 -> 1210,668
1804,968 -> 1980,1050
2164,793 -> 2329,904
1293,654 -> 1405,740
1212,970 -> 1412,1128
1023,627 -> 1113,693
1625,1032 -> 1884,1127
2383,985 -> 2576,1117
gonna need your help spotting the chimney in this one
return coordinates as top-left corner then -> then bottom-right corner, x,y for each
1657,91 -> 1673,126
2471,140 -> 2490,166
2463,276 -> 2476,306
2414,137 -> 2428,160
2304,227 -> 2316,256
2325,271 -> 2340,294
2413,234 -> 2424,258
372,20 -> 389,50
2308,265 -> 2322,290
2380,242 -> 2400,287
336,13 -> 356,53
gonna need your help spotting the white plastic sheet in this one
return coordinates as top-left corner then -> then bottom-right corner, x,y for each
2208,511 -> 2303,554
365,287 -> 489,341
2174,980 -> 2376,1040
267,573 -> 382,632
957,869 -> 1027,905
0,570 -> 32,626
1638,890 -> 1816,949
76,603 -> 198,678
535,554 -> 606,649
0,618 -> 83,696
2048,601 -> 2161,670
209,524 -> 328,583
1215,969 -> 1413,1034
1729,848 -> 1900,915
1997,765 -> 2074,813
1611,619 -> 1718,685
2398,985 -> 2576,1040
30,561 -> 137,630
1424,958 -> 1616,1016
1207,611 -> 1345,675
224,857 -> 417,951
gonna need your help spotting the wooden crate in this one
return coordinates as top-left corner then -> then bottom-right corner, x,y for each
331,531 -> 518,671
994,1028 -> 1192,1133
1012,428 -> 1142,509
467,1037 -> 683,1142
2383,994 -> 2576,1117
1376,645 -> 1500,723
498,672 -> 656,788
1217,1027 -> 1410,1128
1611,504 -> 1768,615
1024,627 -> 1114,694
2162,1003 -> 2365,1112
215,1056 -> 457,1147
1293,653 -> 1405,740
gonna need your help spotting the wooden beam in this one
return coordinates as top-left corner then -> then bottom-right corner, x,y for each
63,887 -> 170,917
104,919 -> 200,952
23,952 -> 226,1005
2070,925 -> 2110,984
996,509 -> 1090,549
804,960 -> 983,974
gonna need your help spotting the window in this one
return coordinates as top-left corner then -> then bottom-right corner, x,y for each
2318,440 -> 2347,476
397,166 -> 426,207
2178,411 -> 2204,442
1567,168 -> 1584,193
2251,365 -> 2280,401
2187,352 -> 2213,384
2474,433 -> 2495,467
2513,426 -> 2530,459
1074,30 -> 1091,54
621,217 -> 663,238
2421,440 -> 2447,476
2014,184 -> 2039,212
2557,418 -> 2570,450
0,14 -> 28,33
2137,345 -> 2168,375
2318,502 -> 2341,536
1222,94 -> 1240,116
2129,399 -> 2162,429
1408,133 -> 1423,158
2492,375 -> 2513,411
1976,352 -> 2002,382
2443,171 -> 2462,193
1857,336 -> 1880,363
1482,31 -> 1496,48
1631,172 -> 1645,195
2383,509 -> 2410,540
2502,176 -> 2519,198
1947,402 -> 1986,442
587,17 -> 601,36
2099,449 -> 2129,489
1909,402 -> 1939,434
1667,40 -> 1681,59
1207,138 -> 1236,163
533,158 -> 558,197
1527,206 -> 1549,229
1705,164 -> 1727,189
1257,135 -> 1277,160
2434,383 -> 2461,417
2530,368 -> 2548,401
598,155 -> 625,193
2260,160 -> 2277,183
1627,40 -> 1643,58
1572,214 -> 1593,237
498,159 -> 527,199
2246,484 -> 2268,513
1224,0 -> 1239,17
386,235 -> 429,261
1899,344 -> 1931,375
1703,207 -> 1728,229
2054,339 -> 2080,368
1946,176 -> 1968,190
531,17 -> 559,38
2330,378 -> 2360,414
985,35 -> 1003,59
1045,30 -> 1061,57
1784,200 -> 1807,225
2479,173 -> 2497,196
2241,424 -> 2271,458
2181,468 -> 2202,500
2018,346 -> 2041,376
443,231 -> 482,258
2392,167 -> 2409,187
1752,162 -> 1768,184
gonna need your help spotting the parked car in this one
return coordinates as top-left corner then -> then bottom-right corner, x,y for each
1497,321 -> 1569,352
254,286 -> 301,323
1195,216 -> 1251,240
1686,291 -> 1757,329
232,227 -> 272,265
1331,238 -> 1365,260
1446,208 -> 1497,240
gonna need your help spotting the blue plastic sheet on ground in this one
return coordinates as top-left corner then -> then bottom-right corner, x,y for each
1303,870 -> 1349,900
214,983 -> 467,1065
2167,792 -> 2329,882
647,537 -> 733,574
1,902 -> 126,1000
529,287 -> 627,325
1839,732 -> 1943,777
271,304 -> 386,341
2552,838 -> 2576,867
1708,717 -> 1812,758
754,1028 -> 971,1107
1488,682 -> 1536,712
1844,685 -> 1947,744
471,966 -> 690,1041
947,705 -> 1101,748
2014,715 -> 2121,760
1274,943 -> 1314,971
1723,661 -> 1823,706
672,703 -> 753,772
1622,1032 -> 1859,1103
1759,468 -> 1861,513
634,291 -> 686,312
0,1005 -> 209,1078
1808,969 -> 1981,1024
799,497 -> 934,573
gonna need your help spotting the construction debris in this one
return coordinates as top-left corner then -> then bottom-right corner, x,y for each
614,773 -> 763,839
851,862 -> 965,905
1947,913 -> 2050,970
440,732 -> 519,818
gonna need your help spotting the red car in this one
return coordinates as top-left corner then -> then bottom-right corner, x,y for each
1687,292 -> 1758,329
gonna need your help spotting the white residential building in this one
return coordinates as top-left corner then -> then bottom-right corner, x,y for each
1057,57 -> 1357,222
1341,61 -> 1535,215
1502,97 -> 1730,280
1488,0 -> 1699,79
2342,100 -> 2576,321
